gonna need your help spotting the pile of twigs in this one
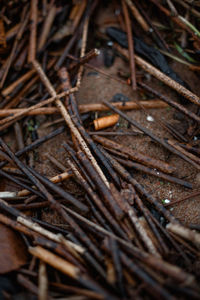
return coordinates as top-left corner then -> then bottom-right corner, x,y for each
0,0 -> 200,299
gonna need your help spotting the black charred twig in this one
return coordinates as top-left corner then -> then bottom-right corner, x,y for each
116,156 -> 192,189
77,150 -> 124,220
63,142 -> 96,191
109,237 -> 125,296
89,131 -> 142,136
17,274 -> 38,296
66,156 -> 127,239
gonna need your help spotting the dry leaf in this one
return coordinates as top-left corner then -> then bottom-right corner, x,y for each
0,224 -> 27,274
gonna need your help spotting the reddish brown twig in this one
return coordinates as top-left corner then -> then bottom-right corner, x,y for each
0,99 -> 168,117
122,0 -> 137,90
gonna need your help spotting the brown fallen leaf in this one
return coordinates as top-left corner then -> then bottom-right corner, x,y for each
0,224 -> 27,274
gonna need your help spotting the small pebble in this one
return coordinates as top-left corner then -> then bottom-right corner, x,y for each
107,41 -> 113,47
164,199 -> 171,204
147,115 -> 154,122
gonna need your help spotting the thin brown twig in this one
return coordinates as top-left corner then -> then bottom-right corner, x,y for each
124,0 -> 149,32
0,6 -> 29,88
28,0 -> 38,62
0,99 -> 168,117
122,0 -> 137,90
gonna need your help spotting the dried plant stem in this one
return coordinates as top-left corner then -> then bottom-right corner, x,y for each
17,171 -> 72,197
135,54 -> 200,106
122,0 -> 136,90
167,223 -> 200,248
165,190 -> 200,207
0,99 -> 168,117
28,0 -> 38,62
76,16 -> 89,88
2,70 -> 35,97
38,5 -> 56,51
38,261 -> 48,300
124,0 -> 149,32
29,246 -> 79,279
173,0 -> 200,18
167,139 -> 200,165
0,126 -> 65,169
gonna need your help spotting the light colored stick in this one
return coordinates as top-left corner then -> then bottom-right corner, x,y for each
17,171 -> 72,197
125,0 -> 149,31
127,208 -> 160,257
76,17 -> 89,88
29,246 -> 79,279
38,261 -> 48,300
2,70 -> 35,97
17,216 -> 84,254
167,223 -> 200,249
